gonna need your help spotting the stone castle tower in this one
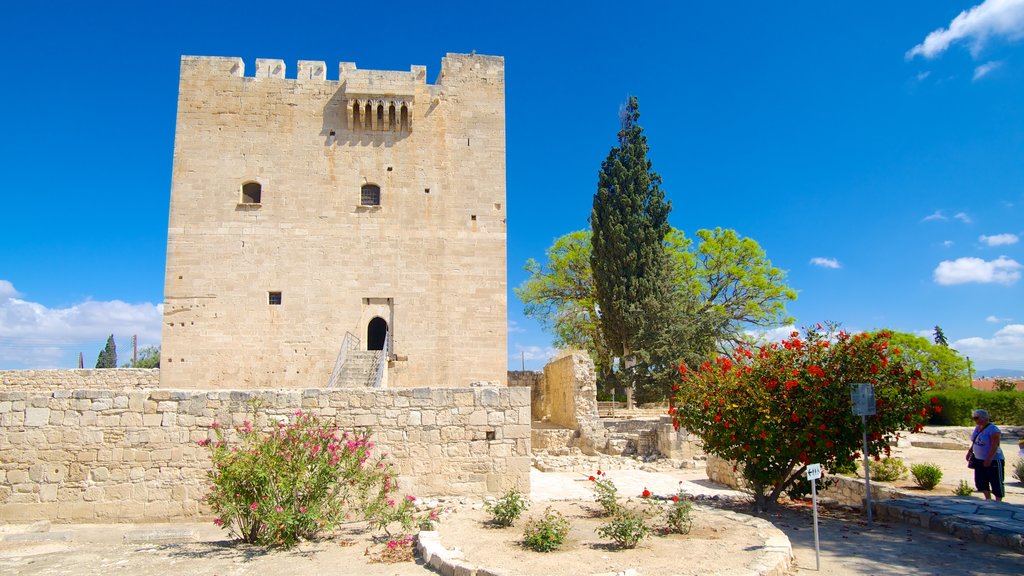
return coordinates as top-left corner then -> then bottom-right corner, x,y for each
162,53 -> 507,389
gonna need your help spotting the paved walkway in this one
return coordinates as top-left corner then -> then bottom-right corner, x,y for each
875,495 -> 1024,553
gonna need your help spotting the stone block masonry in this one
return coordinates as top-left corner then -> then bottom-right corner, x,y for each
1,369 -> 159,390
0,386 -> 530,523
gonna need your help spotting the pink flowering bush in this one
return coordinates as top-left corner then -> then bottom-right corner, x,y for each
199,411 -> 419,547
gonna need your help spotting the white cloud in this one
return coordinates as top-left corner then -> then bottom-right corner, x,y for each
933,256 -> 1023,285
810,257 -> 842,269
743,325 -> 799,345
986,315 -> 1012,323
922,210 -> 948,222
510,344 -> 558,363
907,0 -> 1024,60
973,60 -> 1004,80
954,212 -> 973,224
0,279 -> 162,368
953,324 -> 1024,366
916,71 -> 932,81
943,240 -> 955,247
979,232 -> 1019,246
507,320 -> 526,333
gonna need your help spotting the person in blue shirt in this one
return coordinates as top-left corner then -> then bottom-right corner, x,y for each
967,409 -> 1005,501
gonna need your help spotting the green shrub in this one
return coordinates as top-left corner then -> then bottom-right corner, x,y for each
200,411 -> 418,547
910,463 -> 943,490
596,506 -> 650,549
522,507 -> 570,552
663,492 -> 693,535
486,489 -> 529,527
953,480 -> 973,496
830,460 -> 858,476
868,457 -> 907,482
928,389 -> 1024,426
1014,459 -> 1024,484
590,470 -> 620,516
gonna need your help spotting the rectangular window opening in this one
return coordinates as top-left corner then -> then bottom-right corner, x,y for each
269,292 -> 282,305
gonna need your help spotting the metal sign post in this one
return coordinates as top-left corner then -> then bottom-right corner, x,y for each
806,462 -> 822,570
850,383 -> 876,528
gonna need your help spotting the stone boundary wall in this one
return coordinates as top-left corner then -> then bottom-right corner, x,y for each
1,369 -> 160,390
706,454 -> 904,507
0,386 -> 530,523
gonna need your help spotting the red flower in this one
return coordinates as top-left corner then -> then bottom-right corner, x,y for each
933,406 -> 942,414
808,365 -> 824,378
930,397 -> 940,404
784,379 -> 798,390
671,495 -> 680,502
641,488 -> 652,498
588,476 -> 596,481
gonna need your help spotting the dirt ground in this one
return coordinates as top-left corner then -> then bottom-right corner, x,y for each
436,500 -> 771,576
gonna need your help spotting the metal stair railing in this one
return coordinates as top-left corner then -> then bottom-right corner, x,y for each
327,331 -> 359,388
372,331 -> 391,388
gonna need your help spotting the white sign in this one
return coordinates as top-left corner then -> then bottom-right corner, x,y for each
806,463 -> 822,481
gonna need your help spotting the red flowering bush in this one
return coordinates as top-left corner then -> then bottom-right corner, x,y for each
200,411 -> 418,547
672,326 -> 935,511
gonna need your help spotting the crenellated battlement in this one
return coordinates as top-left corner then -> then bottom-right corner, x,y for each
179,53 -> 503,89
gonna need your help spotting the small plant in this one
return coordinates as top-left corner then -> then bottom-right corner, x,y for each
910,463 -> 943,490
522,507 -> 570,552
830,460 -> 858,476
953,480 -> 973,496
1013,459 -> 1024,484
589,470 -> 620,516
868,457 -> 908,482
486,489 -> 529,527
596,506 -> 650,549
663,491 -> 693,535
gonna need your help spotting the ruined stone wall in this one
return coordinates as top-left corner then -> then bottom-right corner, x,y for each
0,386 -> 530,523
163,53 -> 507,389
0,369 -> 159,390
533,352 -> 607,455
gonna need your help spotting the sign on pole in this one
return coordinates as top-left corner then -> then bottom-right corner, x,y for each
850,382 -> 875,528
850,383 -> 876,416
807,463 -> 822,570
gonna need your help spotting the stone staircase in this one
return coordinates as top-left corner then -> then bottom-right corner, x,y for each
334,350 -> 381,388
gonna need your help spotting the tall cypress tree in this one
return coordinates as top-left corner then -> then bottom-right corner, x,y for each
95,334 -> 117,369
590,96 -> 672,362
933,325 -> 948,347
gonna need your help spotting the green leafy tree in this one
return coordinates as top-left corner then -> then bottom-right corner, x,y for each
667,228 -> 796,351
879,331 -> 969,389
590,96 -> 673,364
672,326 -> 935,511
517,228 -> 795,400
95,335 -> 117,369
514,231 -> 612,381
121,345 -> 160,368
933,325 -> 948,347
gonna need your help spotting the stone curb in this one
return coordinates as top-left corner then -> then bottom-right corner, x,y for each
874,499 -> 1024,554
416,505 -> 793,576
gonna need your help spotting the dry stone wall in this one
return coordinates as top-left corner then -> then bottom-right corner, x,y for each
706,454 -> 904,507
1,369 -> 159,390
0,386 -> 530,523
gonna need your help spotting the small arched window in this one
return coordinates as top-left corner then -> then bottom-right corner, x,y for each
352,101 -> 361,131
388,104 -> 397,131
241,181 -> 262,204
400,104 -> 409,132
364,102 -> 373,130
361,184 -> 381,206
376,104 -> 385,130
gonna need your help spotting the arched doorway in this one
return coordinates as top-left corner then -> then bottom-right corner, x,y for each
367,317 -> 388,351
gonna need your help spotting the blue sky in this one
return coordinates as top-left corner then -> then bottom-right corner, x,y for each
1,1 -> 1022,372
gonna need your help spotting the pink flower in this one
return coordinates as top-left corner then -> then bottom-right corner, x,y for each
275,506 -> 283,512
211,421 -> 220,429
250,502 -> 258,511
299,507 -> 307,513
406,495 -> 416,502
213,517 -> 224,526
